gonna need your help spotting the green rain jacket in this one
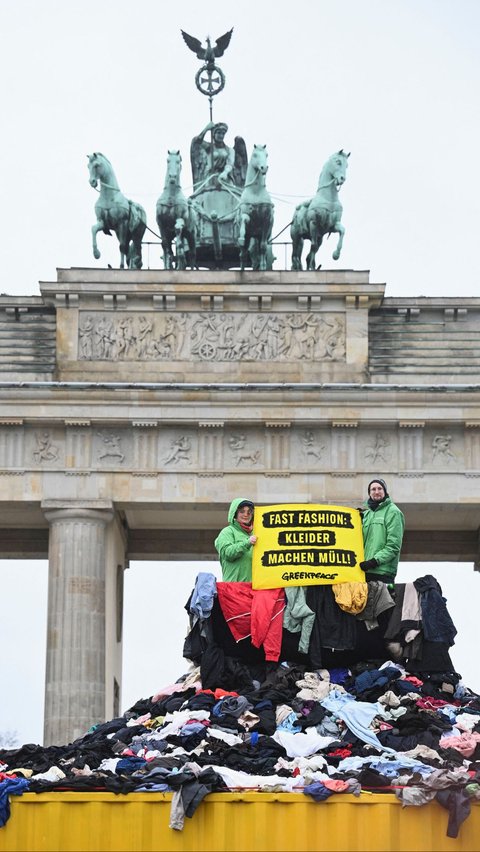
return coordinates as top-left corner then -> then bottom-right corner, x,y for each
214,497 -> 255,582
362,496 -> 405,580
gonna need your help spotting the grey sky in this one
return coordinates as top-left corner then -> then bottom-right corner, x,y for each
0,0 -> 479,745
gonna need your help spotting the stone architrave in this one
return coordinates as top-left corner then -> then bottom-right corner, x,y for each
43,503 -> 114,746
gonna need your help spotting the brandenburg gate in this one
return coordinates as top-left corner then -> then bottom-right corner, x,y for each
1,267 -> 479,743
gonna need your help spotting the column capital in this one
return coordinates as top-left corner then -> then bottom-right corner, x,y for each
42,499 -> 114,525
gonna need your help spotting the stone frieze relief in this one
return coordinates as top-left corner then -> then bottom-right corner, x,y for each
0,424 -> 473,473
77,311 -> 346,363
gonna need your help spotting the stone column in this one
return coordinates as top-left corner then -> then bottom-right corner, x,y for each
43,502 -> 114,746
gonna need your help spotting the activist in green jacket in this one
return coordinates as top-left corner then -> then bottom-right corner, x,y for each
360,478 -> 405,584
214,497 -> 257,582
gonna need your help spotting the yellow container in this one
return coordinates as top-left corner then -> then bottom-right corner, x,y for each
1,792 -> 479,852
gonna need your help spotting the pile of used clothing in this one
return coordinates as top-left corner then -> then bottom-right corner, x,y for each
1,575 -> 479,839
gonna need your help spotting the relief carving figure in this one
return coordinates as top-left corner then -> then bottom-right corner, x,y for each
366,433 -> 390,464
78,312 -> 345,363
136,316 -> 153,358
116,317 -> 136,359
164,436 -> 191,465
266,315 -> 281,359
95,317 -> 115,359
432,435 -> 456,463
34,432 -> 59,462
97,432 -> 125,463
175,313 -> 188,358
79,316 -> 94,359
302,430 -> 324,461
229,434 -> 260,466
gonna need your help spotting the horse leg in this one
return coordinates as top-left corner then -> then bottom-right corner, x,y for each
332,222 -> 345,261
117,224 -> 130,270
91,221 -> 104,260
129,221 -> 145,270
291,232 -> 304,271
307,218 -> 323,270
185,228 -> 197,270
238,213 -> 250,271
161,239 -> 172,270
160,223 -> 174,270
258,235 -> 268,271
129,236 -> 143,269
174,218 -> 186,270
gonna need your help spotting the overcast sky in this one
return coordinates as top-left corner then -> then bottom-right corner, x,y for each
0,0 -> 479,746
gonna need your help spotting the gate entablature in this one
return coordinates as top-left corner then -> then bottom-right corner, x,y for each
39,268 -> 383,385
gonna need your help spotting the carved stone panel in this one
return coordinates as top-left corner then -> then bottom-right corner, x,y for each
226,430 -> 263,469
159,431 -> 197,469
28,428 -> 64,468
93,430 -> 130,467
297,429 -> 328,469
77,311 -> 346,363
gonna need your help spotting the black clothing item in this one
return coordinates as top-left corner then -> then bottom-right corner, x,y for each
184,693 -> 217,712
376,728 -> 443,752
360,558 -> 379,571
365,571 -> 396,584
210,597 -> 265,665
406,640 -> 456,674
436,788 -> 471,839
249,707 -> 277,736
296,703 -> 327,729
183,617 -> 215,665
165,732 -> 208,752
306,585 -> 357,668
357,767 -> 392,788
200,644 -> 225,690
413,575 -> 457,646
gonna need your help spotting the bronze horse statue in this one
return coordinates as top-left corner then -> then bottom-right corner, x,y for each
291,150 -> 350,270
88,152 -> 147,269
236,144 -> 274,271
156,150 -> 197,270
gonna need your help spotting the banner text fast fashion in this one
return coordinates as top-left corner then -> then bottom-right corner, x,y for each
252,504 -> 365,589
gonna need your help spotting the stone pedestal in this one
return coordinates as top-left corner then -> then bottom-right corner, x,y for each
43,504 -> 114,745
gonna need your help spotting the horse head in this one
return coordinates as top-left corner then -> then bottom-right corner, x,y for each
166,150 -> 182,186
250,144 -> 269,177
87,152 -> 113,188
322,149 -> 350,189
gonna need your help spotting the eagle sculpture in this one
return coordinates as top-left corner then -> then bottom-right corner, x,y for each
181,28 -> 233,69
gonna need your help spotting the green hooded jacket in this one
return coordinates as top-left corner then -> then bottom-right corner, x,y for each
362,496 -> 405,580
214,497 -> 254,582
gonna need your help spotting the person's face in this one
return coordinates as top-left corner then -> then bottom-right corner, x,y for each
236,505 -> 253,523
214,128 -> 226,142
369,483 -> 385,501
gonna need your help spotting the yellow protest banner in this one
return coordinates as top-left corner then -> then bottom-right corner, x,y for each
252,503 -> 365,589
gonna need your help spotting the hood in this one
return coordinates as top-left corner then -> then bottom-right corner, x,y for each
228,497 -> 253,524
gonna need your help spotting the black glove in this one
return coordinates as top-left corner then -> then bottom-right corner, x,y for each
359,558 -> 379,571
356,507 -> 365,519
